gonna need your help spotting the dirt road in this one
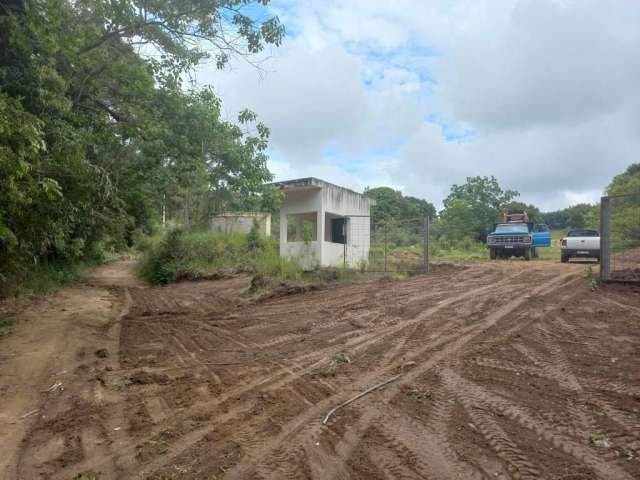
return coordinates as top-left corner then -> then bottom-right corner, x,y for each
1,260 -> 639,479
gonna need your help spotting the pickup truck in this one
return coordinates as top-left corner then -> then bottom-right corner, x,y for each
487,222 -> 551,260
560,229 -> 600,263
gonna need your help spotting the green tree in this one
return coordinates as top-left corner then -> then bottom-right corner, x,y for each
542,204 -> 598,229
364,186 -> 436,247
605,163 -> 640,250
0,0 -> 284,294
566,204 -> 598,229
607,164 -> 640,197
437,176 -> 519,241
364,187 -> 436,223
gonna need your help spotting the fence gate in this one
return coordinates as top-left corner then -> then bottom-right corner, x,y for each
350,216 -> 430,273
600,193 -> 640,283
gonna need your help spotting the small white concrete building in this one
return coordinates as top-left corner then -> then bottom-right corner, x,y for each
272,178 -> 374,269
210,212 -> 271,236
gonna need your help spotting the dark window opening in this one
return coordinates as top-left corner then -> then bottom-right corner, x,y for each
331,218 -> 346,244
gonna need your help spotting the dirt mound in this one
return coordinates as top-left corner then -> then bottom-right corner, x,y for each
254,281 -> 322,301
128,369 -> 170,385
610,267 -> 640,282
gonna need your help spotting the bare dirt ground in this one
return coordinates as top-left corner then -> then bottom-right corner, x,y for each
1,259 -> 640,480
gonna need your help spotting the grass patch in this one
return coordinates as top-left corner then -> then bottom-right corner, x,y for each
0,317 -> 14,337
137,228 -> 383,298
319,352 -> 351,377
426,229 -> 567,262
0,255 -> 112,299
137,228 -> 303,286
431,241 -> 487,261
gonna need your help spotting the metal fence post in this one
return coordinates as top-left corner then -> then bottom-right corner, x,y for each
423,216 -> 431,273
384,220 -> 388,273
600,196 -> 611,282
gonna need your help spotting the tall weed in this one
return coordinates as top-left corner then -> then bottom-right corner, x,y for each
137,228 -> 302,285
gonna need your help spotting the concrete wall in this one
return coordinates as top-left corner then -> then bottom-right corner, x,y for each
321,183 -> 373,267
278,182 -> 373,269
281,240 -> 319,270
210,213 -> 271,236
279,188 -> 323,268
321,184 -> 373,217
346,216 -> 371,266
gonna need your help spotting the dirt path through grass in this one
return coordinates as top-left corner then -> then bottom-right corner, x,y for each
0,261 -> 140,479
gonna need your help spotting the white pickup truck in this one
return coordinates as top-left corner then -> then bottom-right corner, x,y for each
560,229 -> 600,263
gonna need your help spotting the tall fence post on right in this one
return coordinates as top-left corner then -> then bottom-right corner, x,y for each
600,196 -> 611,283
383,220 -> 388,273
423,216 -> 430,273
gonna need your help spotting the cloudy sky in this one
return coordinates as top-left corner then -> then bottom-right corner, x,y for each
198,0 -> 640,211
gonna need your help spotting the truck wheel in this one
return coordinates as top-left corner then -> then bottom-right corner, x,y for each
524,247 -> 531,261
561,255 -> 568,263
489,248 -> 496,260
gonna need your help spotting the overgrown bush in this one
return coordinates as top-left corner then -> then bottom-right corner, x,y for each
137,228 -> 302,285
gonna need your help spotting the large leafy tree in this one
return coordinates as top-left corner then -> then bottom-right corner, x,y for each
542,204 -> 599,229
0,0 -> 283,292
605,163 -> 640,250
364,187 -> 436,224
364,186 -> 436,247
436,176 -> 519,241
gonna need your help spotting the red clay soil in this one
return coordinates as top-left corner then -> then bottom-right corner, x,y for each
2,260 -> 640,479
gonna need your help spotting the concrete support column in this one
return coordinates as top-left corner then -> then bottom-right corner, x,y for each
279,211 -> 287,255
317,208 -> 325,266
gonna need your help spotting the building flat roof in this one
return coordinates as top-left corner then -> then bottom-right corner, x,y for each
268,177 -> 364,196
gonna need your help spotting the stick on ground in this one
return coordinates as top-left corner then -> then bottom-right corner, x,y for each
322,374 -> 401,425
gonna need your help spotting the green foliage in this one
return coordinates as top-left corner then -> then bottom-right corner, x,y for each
608,163 -> 640,197
430,237 -> 487,260
0,317 -> 14,337
606,163 -> 640,252
137,229 -> 301,285
0,1 -> 283,296
302,220 -> 314,245
543,204 -> 599,229
247,220 -> 264,251
435,176 -> 519,242
365,187 -> 435,249
585,265 -> 599,290
364,186 -> 436,225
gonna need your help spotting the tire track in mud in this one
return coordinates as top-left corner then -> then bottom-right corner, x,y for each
221,270 -> 579,479
209,273 -> 531,479
546,315 -> 640,459
179,267 -> 528,396
314,271 -> 581,480
286,269 -> 531,374
49,265 -> 589,480
449,382 -> 542,480
305,271 -> 579,478
367,443 -> 425,480
440,368 -> 635,480
374,409 -> 484,480
466,291 -> 640,477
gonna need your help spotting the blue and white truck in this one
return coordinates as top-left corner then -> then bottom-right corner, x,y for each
486,210 -> 551,260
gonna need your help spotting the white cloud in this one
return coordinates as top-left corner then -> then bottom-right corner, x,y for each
197,0 -> 640,210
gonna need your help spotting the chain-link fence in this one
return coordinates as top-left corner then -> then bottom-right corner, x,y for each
601,193 -> 640,283
345,216 -> 431,272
